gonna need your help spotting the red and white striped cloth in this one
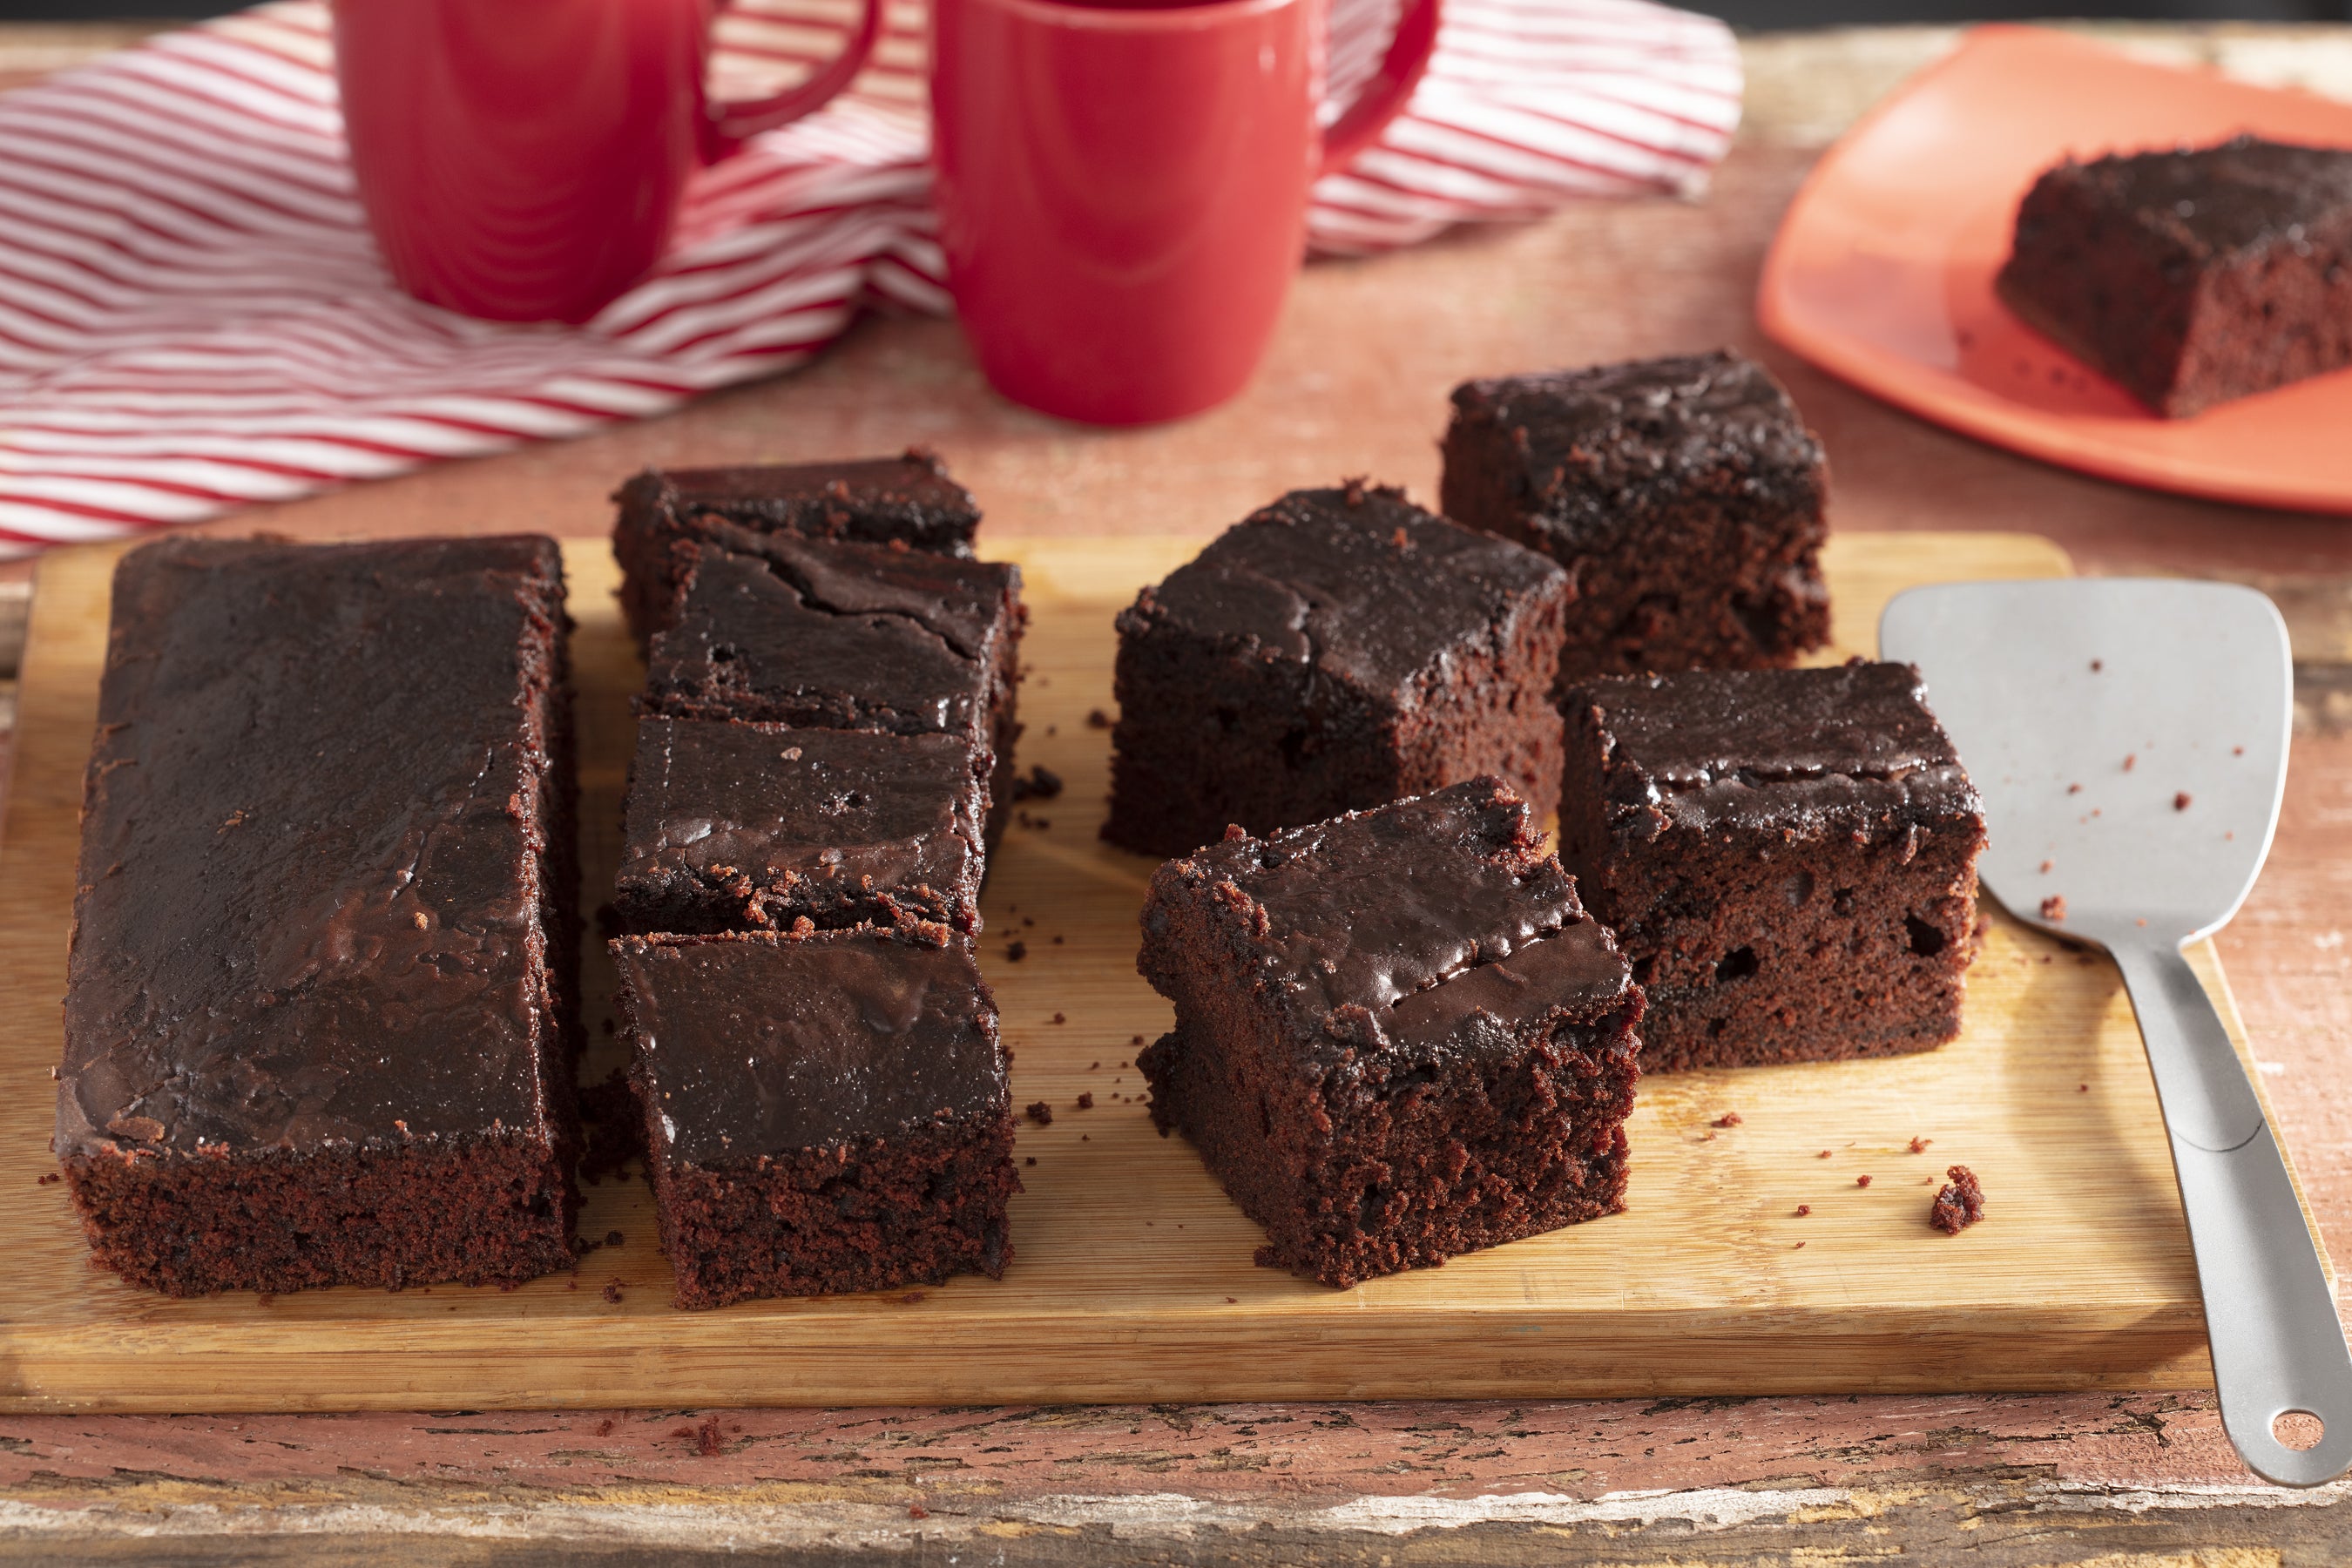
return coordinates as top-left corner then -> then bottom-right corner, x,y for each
0,0 -> 1739,553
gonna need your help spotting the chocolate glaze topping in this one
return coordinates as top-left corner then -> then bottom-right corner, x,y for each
1447,351 -> 1821,545
59,537 -> 569,1161
643,451 -> 978,558
644,524 -> 1018,738
620,720 -> 978,916
1388,933 -> 1624,1051
1132,485 -> 1564,695
2035,136 -> 2352,262
1572,662 -> 1982,839
1168,780 -> 1631,1058
615,931 -> 1005,1164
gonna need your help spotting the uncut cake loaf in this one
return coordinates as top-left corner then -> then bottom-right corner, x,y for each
1138,779 -> 1644,1288
1558,662 -> 1984,1073
1441,351 -> 1830,680
613,929 -> 1018,1309
1104,483 -> 1568,860
1997,136 -> 2352,418
57,537 -> 581,1295
615,450 -> 982,644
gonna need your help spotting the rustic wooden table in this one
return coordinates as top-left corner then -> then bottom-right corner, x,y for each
5,18 -> 2352,1565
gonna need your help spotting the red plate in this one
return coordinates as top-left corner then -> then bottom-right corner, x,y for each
1757,25 -> 2352,514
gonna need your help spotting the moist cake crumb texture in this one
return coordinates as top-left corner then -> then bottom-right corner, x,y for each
612,929 -> 1017,1310
1930,1165 -> 1986,1233
58,536 -> 584,1295
1137,778 -> 1644,1288
1441,349 -> 1830,680
1558,661 -> 1985,1073
1997,136 -> 2352,417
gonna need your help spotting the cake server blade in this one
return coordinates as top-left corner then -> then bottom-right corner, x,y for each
1880,578 -> 2350,1489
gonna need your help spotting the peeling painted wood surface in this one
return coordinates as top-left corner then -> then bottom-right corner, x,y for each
1,1395 -> 2349,1562
4,17 -> 2352,1562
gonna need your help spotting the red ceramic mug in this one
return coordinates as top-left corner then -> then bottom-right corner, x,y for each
333,0 -> 882,323
930,0 -> 1442,424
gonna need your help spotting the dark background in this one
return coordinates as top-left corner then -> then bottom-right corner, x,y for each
2,0 -> 2351,24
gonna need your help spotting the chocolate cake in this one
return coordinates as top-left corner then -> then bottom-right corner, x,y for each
612,929 -> 1017,1309
1997,136 -> 2352,418
640,524 -> 1024,841
1930,1165 -> 1985,1234
1103,483 -> 1568,860
615,451 -> 981,643
615,719 -> 983,936
1137,778 -> 1643,1288
1558,662 -> 1984,1074
1441,351 -> 1830,680
57,536 -> 581,1295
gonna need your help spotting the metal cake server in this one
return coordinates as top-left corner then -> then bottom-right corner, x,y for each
1881,578 -> 2352,1489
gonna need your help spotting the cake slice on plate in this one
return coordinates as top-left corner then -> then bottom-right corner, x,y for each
1997,136 -> 2352,418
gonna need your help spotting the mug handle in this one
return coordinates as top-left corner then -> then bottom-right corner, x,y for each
1318,0 -> 1443,177
701,0 -> 887,161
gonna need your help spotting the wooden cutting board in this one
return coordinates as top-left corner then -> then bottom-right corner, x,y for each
0,530 -> 2316,1412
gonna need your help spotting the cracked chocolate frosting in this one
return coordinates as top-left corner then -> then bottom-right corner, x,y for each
1447,351 -> 1821,547
615,929 -> 1006,1165
58,536 -> 571,1162
1123,485 -> 1564,696
642,524 -> 1019,742
1152,779 -> 1632,1062
618,720 -> 981,931
613,450 -> 983,645
626,451 -> 979,558
1569,662 -> 1983,839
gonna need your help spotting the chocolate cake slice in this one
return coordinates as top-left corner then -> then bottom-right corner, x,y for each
613,929 -> 1017,1309
641,524 -> 1024,843
57,536 -> 581,1295
615,719 -> 983,936
1558,662 -> 1985,1073
1104,483 -> 1568,859
1137,778 -> 1643,1288
1997,136 -> 2352,417
615,450 -> 981,643
1441,350 -> 1830,681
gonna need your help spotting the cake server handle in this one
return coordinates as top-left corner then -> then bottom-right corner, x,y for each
2107,934 -> 2352,1487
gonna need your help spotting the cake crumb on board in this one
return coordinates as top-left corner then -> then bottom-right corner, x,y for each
1930,1166 -> 1986,1234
